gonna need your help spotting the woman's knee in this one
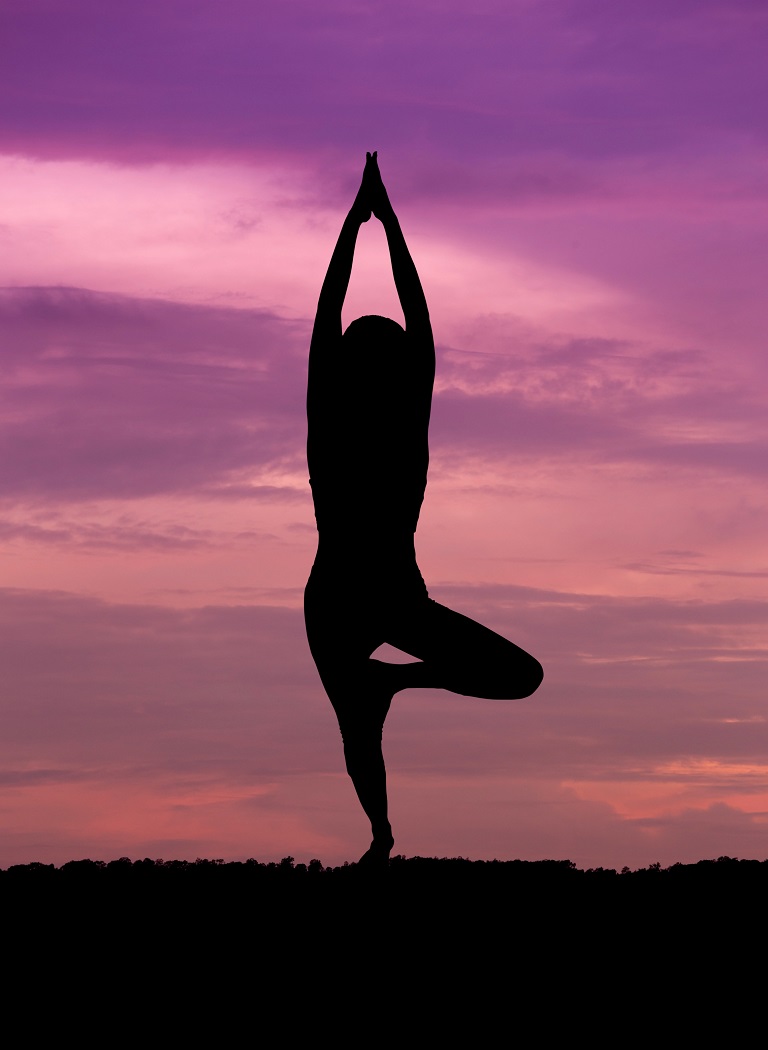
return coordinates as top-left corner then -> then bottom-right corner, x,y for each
497,652 -> 543,699
339,717 -> 385,761
455,652 -> 543,700
517,656 -> 544,698
334,698 -> 386,746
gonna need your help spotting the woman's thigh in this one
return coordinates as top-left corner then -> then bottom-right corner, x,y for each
384,598 -> 543,700
304,566 -> 386,689
304,551 -> 425,670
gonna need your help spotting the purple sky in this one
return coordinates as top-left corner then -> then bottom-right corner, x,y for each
2,0 -> 768,867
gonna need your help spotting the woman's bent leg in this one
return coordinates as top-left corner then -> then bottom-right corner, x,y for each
305,565 -> 543,863
384,599 -> 543,700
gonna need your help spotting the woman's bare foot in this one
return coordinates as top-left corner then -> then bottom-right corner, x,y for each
358,831 -> 395,868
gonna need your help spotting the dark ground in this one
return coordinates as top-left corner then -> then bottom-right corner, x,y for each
5,855 -> 764,1033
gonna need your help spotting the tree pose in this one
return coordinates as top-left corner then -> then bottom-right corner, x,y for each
305,153 -> 543,865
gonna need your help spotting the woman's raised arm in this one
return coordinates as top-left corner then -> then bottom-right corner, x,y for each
310,155 -> 374,351
367,153 -> 433,344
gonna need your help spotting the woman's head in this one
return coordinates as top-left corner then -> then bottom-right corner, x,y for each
342,314 -> 407,374
343,314 -> 405,349
337,314 -> 424,433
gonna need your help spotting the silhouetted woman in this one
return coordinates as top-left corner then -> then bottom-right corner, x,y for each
305,153 -> 543,865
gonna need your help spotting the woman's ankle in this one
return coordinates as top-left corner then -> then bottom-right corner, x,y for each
371,823 -> 394,848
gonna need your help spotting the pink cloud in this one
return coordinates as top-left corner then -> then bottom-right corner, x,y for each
4,286 -> 765,515
0,287 -> 307,501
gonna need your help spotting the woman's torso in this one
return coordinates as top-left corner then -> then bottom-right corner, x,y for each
307,329 -> 433,540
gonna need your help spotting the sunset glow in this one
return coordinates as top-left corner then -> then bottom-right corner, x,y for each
2,0 -> 767,868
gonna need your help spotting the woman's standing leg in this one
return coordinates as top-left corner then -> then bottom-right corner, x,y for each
304,571 -> 399,864
330,673 -> 397,864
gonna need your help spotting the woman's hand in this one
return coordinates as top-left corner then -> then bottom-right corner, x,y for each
349,152 -> 393,224
363,151 -> 394,221
350,155 -> 373,224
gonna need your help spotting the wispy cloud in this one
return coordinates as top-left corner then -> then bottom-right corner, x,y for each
0,287 -> 307,502
5,0 -> 766,165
